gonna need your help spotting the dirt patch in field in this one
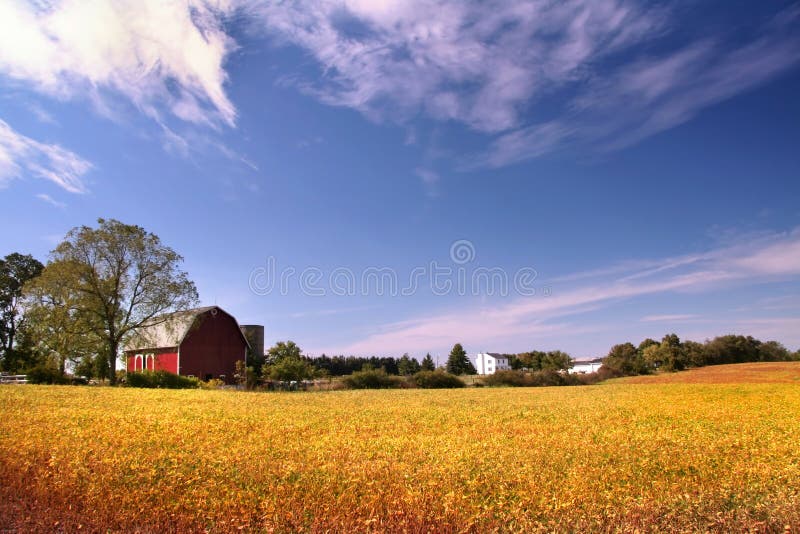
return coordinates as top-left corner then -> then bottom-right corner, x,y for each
619,362 -> 800,384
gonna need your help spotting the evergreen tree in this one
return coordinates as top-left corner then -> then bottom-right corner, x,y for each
397,353 -> 420,375
421,353 -> 436,371
446,343 -> 476,375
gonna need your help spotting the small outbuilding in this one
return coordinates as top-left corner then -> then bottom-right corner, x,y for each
568,358 -> 604,374
124,306 -> 249,383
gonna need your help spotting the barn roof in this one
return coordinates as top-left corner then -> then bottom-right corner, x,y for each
123,306 -> 244,352
572,358 -> 604,365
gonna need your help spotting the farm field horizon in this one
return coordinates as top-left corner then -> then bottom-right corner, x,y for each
2,363 -> 800,532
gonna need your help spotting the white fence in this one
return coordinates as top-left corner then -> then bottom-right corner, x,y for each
0,374 -> 28,384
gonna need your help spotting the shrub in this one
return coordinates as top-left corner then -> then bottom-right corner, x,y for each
342,368 -> 402,389
266,357 -> 314,382
410,370 -> 465,389
573,371 -> 605,385
200,378 -> 225,390
482,370 -> 529,387
482,369 -> 579,387
25,364 -> 68,385
125,371 -> 199,389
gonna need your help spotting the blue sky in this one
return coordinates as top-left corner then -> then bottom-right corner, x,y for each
1,0 -> 799,360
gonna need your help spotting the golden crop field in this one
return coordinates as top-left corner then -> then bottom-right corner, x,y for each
615,361 -> 800,385
2,364 -> 800,533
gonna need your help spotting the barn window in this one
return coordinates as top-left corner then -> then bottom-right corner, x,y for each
134,354 -> 143,371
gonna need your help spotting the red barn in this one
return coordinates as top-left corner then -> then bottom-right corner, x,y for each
124,306 -> 249,383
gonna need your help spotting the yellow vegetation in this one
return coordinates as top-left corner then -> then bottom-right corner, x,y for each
2,366 -> 800,532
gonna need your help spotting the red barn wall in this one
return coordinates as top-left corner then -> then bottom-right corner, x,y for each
154,351 -> 178,373
179,310 -> 247,383
126,349 -> 178,374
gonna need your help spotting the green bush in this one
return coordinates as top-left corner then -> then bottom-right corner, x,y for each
125,370 -> 199,389
410,370 -> 465,389
25,364 -> 68,385
266,357 -> 314,382
481,369 -> 583,387
342,368 -> 402,389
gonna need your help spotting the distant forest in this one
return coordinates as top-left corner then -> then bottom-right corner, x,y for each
296,333 -> 798,378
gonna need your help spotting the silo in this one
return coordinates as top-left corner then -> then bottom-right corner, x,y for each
239,325 -> 264,361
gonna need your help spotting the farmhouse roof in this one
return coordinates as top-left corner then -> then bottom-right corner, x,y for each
123,306 -> 229,352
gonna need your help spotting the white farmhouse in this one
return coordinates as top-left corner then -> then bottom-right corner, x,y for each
568,358 -> 603,374
474,352 -> 511,375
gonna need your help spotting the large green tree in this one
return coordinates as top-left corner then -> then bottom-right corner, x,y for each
264,340 -> 312,381
757,340 -> 792,362
683,340 -> 708,368
603,342 -> 648,376
266,340 -> 302,364
445,343 -> 476,375
0,253 -> 44,371
267,357 -> 314,382
24,219 -> 198,384
23,274 -> 103,375
515,350 -> 573,371
641,334 -> 686,372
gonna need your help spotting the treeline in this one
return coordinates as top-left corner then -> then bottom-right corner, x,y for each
244,341 -> 463,381
299,353 -> 438,376
603,333 -> 798,377
231,341 -> 469,390
296,349 -> 575,378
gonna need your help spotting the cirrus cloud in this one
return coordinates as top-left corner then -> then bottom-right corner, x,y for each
328,227 -> 800,357
0,0 -> 238,127
245,1 -> 800,167
0,119 -> 91,193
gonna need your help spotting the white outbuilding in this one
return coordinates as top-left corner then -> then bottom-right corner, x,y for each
474,352 -> 511,375
568,359 -> 603,374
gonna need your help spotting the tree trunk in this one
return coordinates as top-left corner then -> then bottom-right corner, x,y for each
108,340 -> 118,385
5,323 -> 15,360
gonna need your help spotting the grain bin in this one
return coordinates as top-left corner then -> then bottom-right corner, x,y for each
239,324 -> 264,361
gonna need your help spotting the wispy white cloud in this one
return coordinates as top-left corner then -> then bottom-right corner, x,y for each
0,119 -> 91,193
478,8 -> 800,166
27,102 -> 58,125
249,0 -> 663,133
35,193 -> 66,208
2,1 -> 797,171
0,0 -> 238,127
331,228 -> 800,356
241,1 -> 799,167
158,122 -> 191,158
